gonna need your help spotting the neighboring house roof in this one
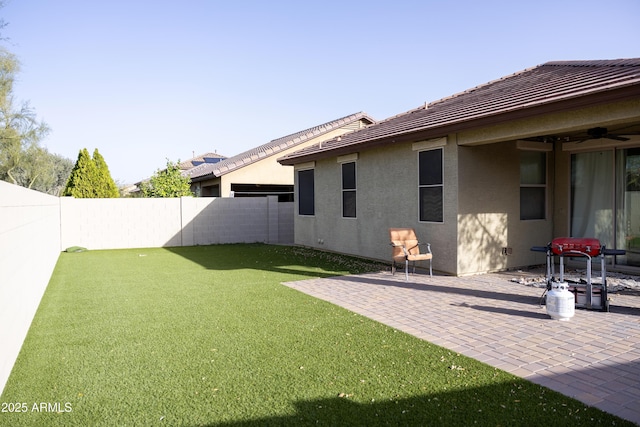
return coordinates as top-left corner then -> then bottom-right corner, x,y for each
179,152 -> 227,170
278,58 -> 640,165
188,112 -> 375,181
133,152 -> 228,188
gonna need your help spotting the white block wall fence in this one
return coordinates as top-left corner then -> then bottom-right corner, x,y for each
0,180 -> 293,394
0,182 -> 61,399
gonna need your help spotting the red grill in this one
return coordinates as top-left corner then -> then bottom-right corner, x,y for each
531,237 -> 626,312
550,237 -> 602,257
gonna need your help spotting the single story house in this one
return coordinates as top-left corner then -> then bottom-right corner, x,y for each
278,59 -> 640,276
188,112 -> 375,200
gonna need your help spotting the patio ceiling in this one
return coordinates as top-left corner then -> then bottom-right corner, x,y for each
524,122 -> 640,144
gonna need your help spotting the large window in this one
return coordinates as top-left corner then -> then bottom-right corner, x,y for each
571,148 -> 640,268
298,169 -> 314,215
342,162 -> 356,218
419,149 -> 443,222
520,151 -> 547,220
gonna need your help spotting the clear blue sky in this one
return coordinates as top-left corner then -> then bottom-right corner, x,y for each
3,0 -> 639,184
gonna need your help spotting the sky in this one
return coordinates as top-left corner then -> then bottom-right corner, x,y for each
2,0 -> 639,184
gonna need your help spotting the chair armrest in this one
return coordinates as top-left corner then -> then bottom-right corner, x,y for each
390,242 -> 410,256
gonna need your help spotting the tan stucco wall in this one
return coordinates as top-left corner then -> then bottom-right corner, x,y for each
294,136 -> 561,275
291,99 -> 639,276
294,137 -> 460,275
294,136 -> 557,275
457,141 -> 554,275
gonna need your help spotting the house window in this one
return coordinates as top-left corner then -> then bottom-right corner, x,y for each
201,184 -> 220,197
520,151 -> 546,220
419,148 -> 443,222
298,169 -> 314,215
342,162 -> 356,218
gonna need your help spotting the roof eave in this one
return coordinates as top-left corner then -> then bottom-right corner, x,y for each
211,112 -> 375,173
278,83 -> 640,166
189,171 -> 220,183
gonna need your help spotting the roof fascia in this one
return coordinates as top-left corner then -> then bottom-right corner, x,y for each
278,84 -> 640,165
190,171 -> 219,183
208,114 -> 375,174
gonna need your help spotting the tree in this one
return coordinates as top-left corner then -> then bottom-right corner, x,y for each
0,2 -> 7,42
93,149 -> 119,198
0,8 -> 73,195
0,49 -> 51,189
63,149 -> 96,197
3,145 -> 73,195
140,159 -> 193,198
46,153 -> 75,196
62,148 -> 119,198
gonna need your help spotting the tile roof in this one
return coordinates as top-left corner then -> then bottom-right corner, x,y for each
188,112 -> 375,180
278,58 -> 640,164
178,152 -> 227,170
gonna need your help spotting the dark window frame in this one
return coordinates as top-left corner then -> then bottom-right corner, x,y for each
341,161 -> 356,218
297,169 -> 315,216
520,151 -> 547,221
418,148 -> 444,223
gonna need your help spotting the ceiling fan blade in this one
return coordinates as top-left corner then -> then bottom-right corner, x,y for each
605,135 -> 630,141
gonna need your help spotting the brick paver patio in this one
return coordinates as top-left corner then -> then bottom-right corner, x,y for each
283,270 -> 640,425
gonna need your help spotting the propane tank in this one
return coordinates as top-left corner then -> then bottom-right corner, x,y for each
546,282 -> 575,321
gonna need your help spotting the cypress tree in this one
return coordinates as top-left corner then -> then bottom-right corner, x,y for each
93,149 -> 119,197
62,148 -> 119,198
63,148 -> 97,197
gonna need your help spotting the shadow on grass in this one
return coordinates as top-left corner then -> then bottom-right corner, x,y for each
206,378 -> 635,427
164,244 -> 388,279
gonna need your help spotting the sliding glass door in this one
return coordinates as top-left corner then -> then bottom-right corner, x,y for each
616,148 -> 640,267
571,150 -> 614,247
571,147 -> 640,268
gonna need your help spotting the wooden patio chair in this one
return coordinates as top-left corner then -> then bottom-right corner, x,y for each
389,228 -> 433,280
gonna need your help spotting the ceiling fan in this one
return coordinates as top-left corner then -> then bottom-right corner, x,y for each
525,126 -> 639,145
581,127 -> 630,142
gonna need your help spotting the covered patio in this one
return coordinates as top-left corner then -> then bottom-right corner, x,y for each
284,270 -> 640,424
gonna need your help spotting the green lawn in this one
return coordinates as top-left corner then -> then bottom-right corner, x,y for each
0,244 -> 632,426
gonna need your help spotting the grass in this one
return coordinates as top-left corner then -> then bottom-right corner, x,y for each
0,244 -> 633,426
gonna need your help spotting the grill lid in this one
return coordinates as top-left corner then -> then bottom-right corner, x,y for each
551,237 -> 601,256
